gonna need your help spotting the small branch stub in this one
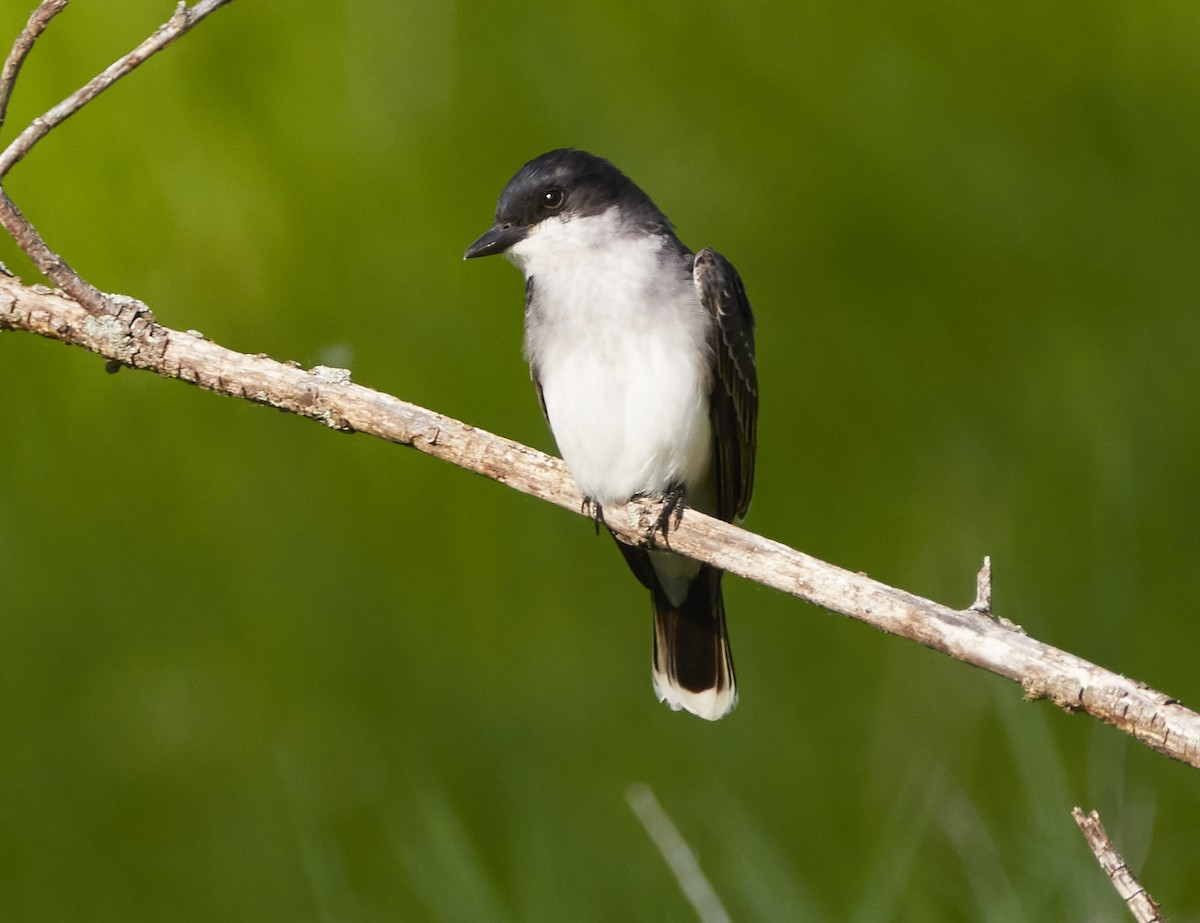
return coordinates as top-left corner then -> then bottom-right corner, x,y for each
969,554 -> 992,614
1072,807 -> 1162,923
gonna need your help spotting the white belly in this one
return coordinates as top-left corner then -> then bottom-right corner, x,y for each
538,328 -> 713,506
513,211 -> 715,508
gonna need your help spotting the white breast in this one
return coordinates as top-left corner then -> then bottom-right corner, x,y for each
512,210 -> 714,507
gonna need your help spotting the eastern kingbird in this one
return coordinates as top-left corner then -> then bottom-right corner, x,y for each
465,149 -> 757,721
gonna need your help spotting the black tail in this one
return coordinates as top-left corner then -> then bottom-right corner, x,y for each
650,564 -> 737,720
615,540 -> 737,720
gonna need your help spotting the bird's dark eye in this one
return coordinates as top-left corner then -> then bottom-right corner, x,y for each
542,188 -> 566,210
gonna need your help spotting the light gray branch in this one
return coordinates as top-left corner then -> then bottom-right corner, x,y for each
1072,808 -> 1162,923
4,273 -> 1200,770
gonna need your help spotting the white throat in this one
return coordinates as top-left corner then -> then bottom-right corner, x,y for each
516,209 -> 715,514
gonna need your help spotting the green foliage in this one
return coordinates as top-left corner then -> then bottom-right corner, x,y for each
2,0 -> 1198,918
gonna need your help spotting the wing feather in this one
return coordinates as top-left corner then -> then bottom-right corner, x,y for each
694,248 -> 757,522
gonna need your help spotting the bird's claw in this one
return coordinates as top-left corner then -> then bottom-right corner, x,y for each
655,486 -> 686,543
629,484 -> 686,547
581,496 -> 606,534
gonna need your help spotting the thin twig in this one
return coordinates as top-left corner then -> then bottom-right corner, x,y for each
1072,808 -> 1162,923
0,0 -> 69,129
626,783 -> 732,923
0,0 -> 236,179
0,0 -> 235,312
3,275 -> 1200,770
0,186 -> 100,309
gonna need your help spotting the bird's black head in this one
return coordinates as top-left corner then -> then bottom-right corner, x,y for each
463,149 -> 669,260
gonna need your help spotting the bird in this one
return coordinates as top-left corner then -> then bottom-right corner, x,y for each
464,149 -> 757,720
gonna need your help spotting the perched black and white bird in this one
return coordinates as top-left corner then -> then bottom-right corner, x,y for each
464,149 -> 757,720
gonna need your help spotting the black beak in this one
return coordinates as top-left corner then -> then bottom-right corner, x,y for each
463,223 -> 528,260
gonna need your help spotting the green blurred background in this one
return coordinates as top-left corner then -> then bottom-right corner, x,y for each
2,1 -> 1198,919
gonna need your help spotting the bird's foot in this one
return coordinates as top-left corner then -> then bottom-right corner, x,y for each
656,484 -> 687,541
632,483 -> 687,546
581,496 -> 606,535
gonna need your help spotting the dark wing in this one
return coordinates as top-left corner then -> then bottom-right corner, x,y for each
694,248 -> 757,522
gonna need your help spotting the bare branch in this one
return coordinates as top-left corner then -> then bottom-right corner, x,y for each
0,0 -> 69,129
4,273 -> 1200,769
0,186 -> 100,309
0,1 -> 235,312
1072,808 -> 1162,922
0,0 -> 236,179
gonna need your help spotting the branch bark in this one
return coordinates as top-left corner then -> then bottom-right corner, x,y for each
1072,808 -> 1162,922
4,273 -> 1200,769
